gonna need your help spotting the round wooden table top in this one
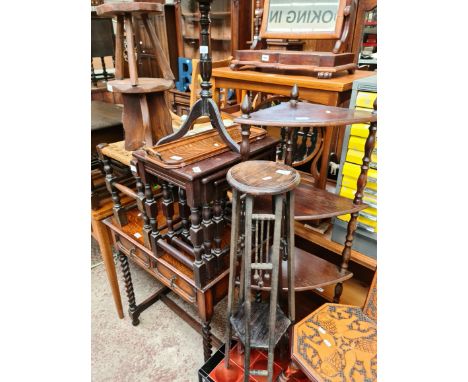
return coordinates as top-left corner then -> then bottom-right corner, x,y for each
227,160 -> 300,195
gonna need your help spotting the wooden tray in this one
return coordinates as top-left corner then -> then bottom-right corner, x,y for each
144,125 -> 267,168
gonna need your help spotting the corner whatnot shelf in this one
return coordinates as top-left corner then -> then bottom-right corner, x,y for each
233,87 -> 377,304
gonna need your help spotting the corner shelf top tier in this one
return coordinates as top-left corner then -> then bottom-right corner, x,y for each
234,101 -> 376,127
96,2 -> 164,17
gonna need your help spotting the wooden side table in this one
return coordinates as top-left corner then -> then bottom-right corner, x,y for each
212,68 -> 374,108
91,195 -> 134,319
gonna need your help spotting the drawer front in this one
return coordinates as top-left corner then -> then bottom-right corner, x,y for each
154,258 -> 196,303
117,236 -> 155,269
117,237 -> 197,304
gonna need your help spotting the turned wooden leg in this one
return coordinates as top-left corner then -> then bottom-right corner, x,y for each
91,217 -> 124,319
191,205 -> 206,287
202,320 -> 213,362
333,282 -> 344,303
145,182 -> 161,256
335,210 -> 359,303
134,170 -> 152,249
178,188 -> 191,239
212,197 -> 224,268
98,147 -> 127,226
119,251 -> 139,326
202,203 -> 216,278
162,181 -> 176,240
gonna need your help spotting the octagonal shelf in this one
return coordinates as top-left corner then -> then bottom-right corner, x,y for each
292,303 -> 377,382
230,301 -> 291,350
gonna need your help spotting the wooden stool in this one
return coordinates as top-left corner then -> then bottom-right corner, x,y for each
225,160 -> 300,382
96,2 -> 175,151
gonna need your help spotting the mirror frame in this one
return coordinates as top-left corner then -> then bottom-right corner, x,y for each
259,0 -> 347,40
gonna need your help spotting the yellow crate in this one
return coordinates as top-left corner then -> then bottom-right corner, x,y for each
342,162 -> 377,183
350,123 -> 370,138
361,206 -> 377,218
355,91 -> 377,109
337,213 -> 378,233
348,136 -> 378,152
345,149 -> 377,166
341,175 -> 377,192
339,186 -> 377,208
355,106 -> 374,112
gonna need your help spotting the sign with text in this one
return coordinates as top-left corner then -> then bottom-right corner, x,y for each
261,0 -> 345,38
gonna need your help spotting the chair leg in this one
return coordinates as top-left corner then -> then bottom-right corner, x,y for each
118,250 -> 139,326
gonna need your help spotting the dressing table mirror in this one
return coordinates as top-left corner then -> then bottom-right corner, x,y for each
231,0 -> 358,78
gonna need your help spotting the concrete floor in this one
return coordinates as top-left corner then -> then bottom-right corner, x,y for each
91,239 -> 227,382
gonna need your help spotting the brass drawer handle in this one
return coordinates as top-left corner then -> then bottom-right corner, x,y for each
169,275 -> 177,288
128,246 -> 150,268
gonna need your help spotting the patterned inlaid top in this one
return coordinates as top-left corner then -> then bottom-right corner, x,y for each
292,303 -> 377,382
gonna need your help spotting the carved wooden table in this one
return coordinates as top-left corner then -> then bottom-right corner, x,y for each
282,273 -> 377,382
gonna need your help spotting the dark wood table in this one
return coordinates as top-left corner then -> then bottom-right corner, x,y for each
104,134 -> 279,361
